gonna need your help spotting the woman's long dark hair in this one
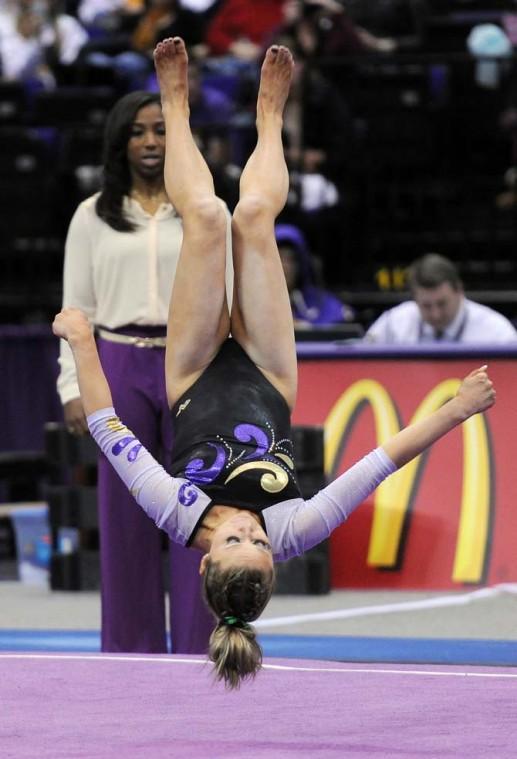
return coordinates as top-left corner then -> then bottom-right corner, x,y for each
95,91 -> 162,232
203,560 -> 274,689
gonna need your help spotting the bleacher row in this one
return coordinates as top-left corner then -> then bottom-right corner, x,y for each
2,49 -> 517,326
0,81 -> 113,322
327,54 -> 517,310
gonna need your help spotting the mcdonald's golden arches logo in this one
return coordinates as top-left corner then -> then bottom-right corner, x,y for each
324,379 -> 492,583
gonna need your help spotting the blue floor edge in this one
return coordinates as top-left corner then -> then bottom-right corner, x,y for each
0,631 -> 516,666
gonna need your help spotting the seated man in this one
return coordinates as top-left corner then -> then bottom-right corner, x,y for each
365,253 -> 517,344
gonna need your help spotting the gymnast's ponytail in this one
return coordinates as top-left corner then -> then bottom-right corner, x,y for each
203,560 -> 274,689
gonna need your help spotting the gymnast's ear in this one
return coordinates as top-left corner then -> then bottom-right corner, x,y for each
199,554 -> 209,575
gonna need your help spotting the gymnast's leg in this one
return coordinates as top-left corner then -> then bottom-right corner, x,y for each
153,37 -> 230,407
230,46 -> 297,410
154,37 -> 225,650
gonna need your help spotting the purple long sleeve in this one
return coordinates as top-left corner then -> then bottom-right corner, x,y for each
87,408 -> 210,545
264,448 -> 397,561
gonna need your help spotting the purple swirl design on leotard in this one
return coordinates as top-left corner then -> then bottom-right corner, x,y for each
234,424 -> 269,460
178,481 -> 198,507
185,442 -> 226,484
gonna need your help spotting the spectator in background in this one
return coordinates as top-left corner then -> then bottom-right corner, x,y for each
79,0 -> 150,90
205,0 -> 287,61
289,0 -> 397,58
0,0 -> 17,28
0,0 -> 88,89
131,0 -> 177,54
276,224 -> 353,326
179,0 -> 219,10
342,0 -> 429,52
44,0 -> 90,79
152,0 -> 213,53
77,0 -> 143,30
0,4 -> 49,86
81,0 -> 208,90
133,0 -> 207,55
365,253 -> 517,344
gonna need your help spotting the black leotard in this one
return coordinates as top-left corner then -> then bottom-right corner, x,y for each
169,339 -> 301,539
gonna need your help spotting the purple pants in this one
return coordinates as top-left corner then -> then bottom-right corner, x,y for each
97,333 -> 215,653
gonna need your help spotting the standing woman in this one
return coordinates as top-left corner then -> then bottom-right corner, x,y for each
57,90 -> 229,653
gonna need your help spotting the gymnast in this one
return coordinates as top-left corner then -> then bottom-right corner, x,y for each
53,37 -> 496,689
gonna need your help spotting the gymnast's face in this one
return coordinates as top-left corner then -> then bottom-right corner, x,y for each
201,512 -> 274,574
126,103 -> 165,182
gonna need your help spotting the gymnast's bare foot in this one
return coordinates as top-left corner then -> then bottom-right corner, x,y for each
153,37 -> 189,111
257,46 -> 294,123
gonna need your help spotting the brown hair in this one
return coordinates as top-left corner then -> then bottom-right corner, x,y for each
408,253 -> 462,292
203,560 -> 275,689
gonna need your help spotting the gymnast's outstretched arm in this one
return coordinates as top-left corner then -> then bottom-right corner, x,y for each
52,307 -> 211,541
382,366 -> 495,468
266,366 -> 496,560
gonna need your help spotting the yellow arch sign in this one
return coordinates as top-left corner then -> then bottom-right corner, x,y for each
324,379 -> 491,583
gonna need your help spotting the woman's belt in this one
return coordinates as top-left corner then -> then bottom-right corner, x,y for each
97,328 -> 167,349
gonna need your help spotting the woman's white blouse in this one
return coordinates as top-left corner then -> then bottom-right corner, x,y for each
57,194 -> 232,404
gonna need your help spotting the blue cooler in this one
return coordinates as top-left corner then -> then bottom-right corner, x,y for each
11,504 -> 51,586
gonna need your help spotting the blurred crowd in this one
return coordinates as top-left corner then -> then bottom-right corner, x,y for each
3,0 -> 517,332
0,0 -> 424,328
0,1 -> 422,92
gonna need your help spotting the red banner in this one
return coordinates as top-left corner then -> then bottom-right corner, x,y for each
293,358 -> 517,589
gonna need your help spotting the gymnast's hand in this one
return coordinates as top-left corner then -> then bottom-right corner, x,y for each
52,308 -> 92,346
454,366 -> 496,419
53,308 -> 113,419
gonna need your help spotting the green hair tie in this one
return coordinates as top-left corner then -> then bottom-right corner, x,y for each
222,615 -> 249,629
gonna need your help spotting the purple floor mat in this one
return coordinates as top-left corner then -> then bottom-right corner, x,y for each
2,654 -> 516,758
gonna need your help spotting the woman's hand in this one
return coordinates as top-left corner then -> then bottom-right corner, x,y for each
53,308 -> 92,346
454,365 -> 496,420
63,398 -> 89,436
54,309 -> 93,434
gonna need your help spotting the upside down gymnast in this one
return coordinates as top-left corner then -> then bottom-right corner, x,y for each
53,37 -> 496,688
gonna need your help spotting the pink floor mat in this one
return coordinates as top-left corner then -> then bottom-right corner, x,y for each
2,653 -> 516,758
